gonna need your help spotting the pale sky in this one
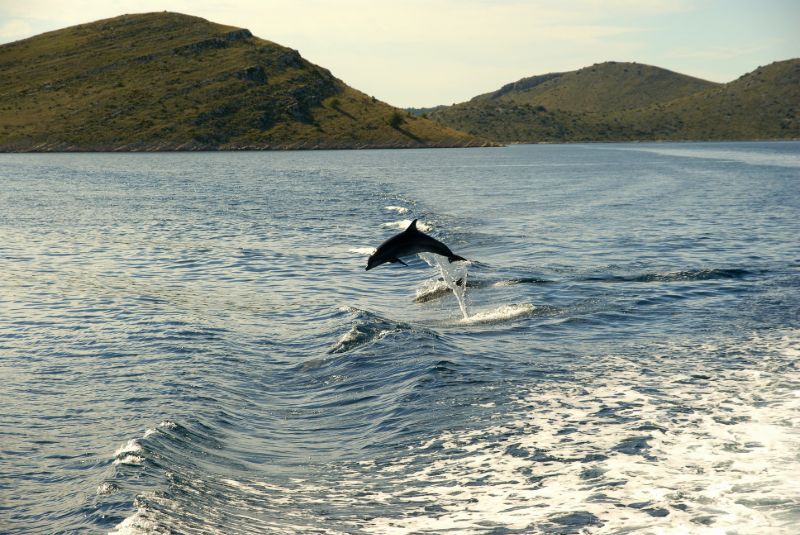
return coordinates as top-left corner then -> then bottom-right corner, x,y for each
1,0 -> 798,108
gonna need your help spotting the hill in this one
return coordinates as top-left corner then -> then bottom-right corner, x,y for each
0,12 -> 489,151
473,62 -> 718,112
429,60 -> 800,142
639,59 -> 800,139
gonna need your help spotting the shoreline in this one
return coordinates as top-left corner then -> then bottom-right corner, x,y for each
2,137 -> 798,154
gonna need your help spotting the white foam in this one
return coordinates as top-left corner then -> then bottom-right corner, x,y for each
348,247 -> 376,256
414,279 -> 450,301
384,205 -> 409,214
103,333 -> 799,534
460,304 -> 535,324
114,439 -> 142,457
358,330 -> 800,533
113,454 -> 144,466
96,482 -> 117,495
108,509 -> 155,535
382,219 -> 431,232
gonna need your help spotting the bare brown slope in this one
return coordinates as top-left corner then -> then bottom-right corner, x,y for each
0,12 -> 488,151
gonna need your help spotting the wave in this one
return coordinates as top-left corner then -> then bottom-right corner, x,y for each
330,324 -> 393,354
106,418 -> 240,534
328,307 -> 433,354
112,439 -> 145,466
108,509 -> 155,535
493,277 -> 555,287
582,268 -> 755,283
105,327 -> 799,535
108,421 -> 178,472
113,439 -> 143,457
358,329 -> 800,534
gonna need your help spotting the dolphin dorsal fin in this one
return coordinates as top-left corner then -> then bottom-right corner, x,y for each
406,219 -> 418,232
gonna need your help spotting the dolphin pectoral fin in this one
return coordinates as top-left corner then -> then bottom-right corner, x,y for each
392,257 -> 409,266
448,254 -> 467,263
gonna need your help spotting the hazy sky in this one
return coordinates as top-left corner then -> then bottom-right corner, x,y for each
1,0 -> 798,107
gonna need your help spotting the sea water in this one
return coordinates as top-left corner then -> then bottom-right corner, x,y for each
1,142 -> 799,533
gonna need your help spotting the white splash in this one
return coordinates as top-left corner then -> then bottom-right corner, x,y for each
114,439 -> 142,457
459,304 -> 535,324
383,219 -> 432,232
113,455 -> 144,466
348,247 -> 377,256
96,482 -> 117,495
108,508 -> 155,535
420,253 -> 469,319
384,205 -> 409,214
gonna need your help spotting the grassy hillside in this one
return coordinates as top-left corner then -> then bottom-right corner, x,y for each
430,60 -> 800,142
644,59 -> 800,139
0,12 -> 488,151
475,62 -> 719,113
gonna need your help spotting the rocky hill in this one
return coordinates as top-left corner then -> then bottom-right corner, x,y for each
428,60 -> 800,142
0,12 -> 488,151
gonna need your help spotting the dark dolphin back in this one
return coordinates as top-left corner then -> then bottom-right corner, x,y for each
408,219 -> 468,263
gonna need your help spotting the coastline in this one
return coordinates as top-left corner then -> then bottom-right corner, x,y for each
3,137 -> 798,153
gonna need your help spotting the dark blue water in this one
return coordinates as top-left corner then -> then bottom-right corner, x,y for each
1,142 -> 799,534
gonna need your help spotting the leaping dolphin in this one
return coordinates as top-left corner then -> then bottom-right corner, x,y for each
366,219 -> 467,271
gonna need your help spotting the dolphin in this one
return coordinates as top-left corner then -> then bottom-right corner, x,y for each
366,219 -> 467,271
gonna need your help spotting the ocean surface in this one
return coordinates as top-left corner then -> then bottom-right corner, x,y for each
1,141 -> 799,534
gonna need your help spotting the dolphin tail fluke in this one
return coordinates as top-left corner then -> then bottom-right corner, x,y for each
448,254 -> 467,263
